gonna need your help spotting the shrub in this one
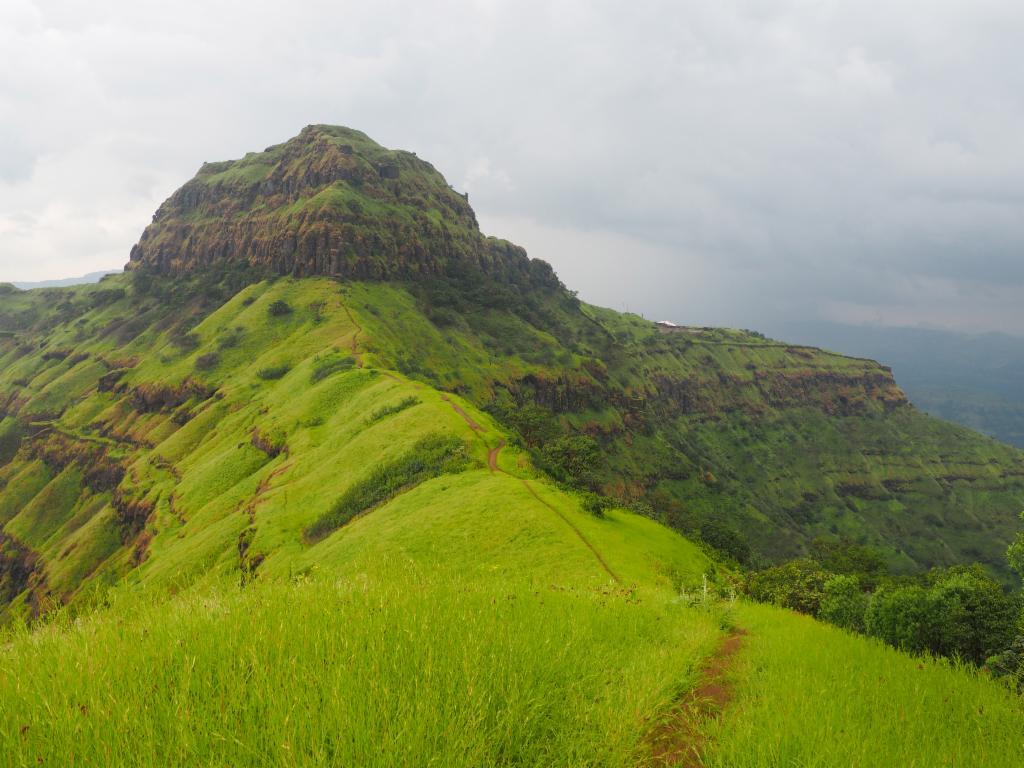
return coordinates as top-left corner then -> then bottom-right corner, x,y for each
865,585 -> 930,654
267,300 -> 293,317
365,396 -> 420,425
310,353 -> 356,384
819,575 -> 868,633
580,492 -> 615,518
986,635 -> 1024,693
746,559 -> 830,615
194,353 -> 220,371
307,434 -> 468,541
256,365 -> 290,381
538,435 -> 605,488
924,566 -> 1018,665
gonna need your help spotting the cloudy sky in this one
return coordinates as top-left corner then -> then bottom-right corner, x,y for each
2,1 -> 1024,334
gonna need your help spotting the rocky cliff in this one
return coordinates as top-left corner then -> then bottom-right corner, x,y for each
128,125 -> 549,287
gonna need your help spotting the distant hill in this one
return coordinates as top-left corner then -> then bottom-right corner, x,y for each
0,125 -> 1021,610
12,270 -> 121,290
776,322 -> 1024,449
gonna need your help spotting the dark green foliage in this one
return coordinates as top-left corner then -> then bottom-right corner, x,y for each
700,520 -> 751,565
809,538 -> 887,589
536,435 -> 606,489
986,635 -> 1024,693
579,492 -> 615,518
0,284 -> 17,295
307,434 -> 469,541
864,567 -> 1018,664
0,420 -> 23,467
256,365 -> 290,381
365,396 -> 420,425
310,353 -> 355,384
194,353 -> 220,371
267,300 -> 293,318
864,585 -> 934,654
746,559 -> 830,615
170,331 -> 200,352
0,533 -> 36,605
1008,514 -> 1024,580
818,575 -> 869,633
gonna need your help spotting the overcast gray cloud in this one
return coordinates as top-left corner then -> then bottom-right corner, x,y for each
2,0 -> 1024,333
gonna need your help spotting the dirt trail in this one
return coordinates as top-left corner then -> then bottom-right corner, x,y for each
440,394 -> 484,432
485,437 -> 621,584
340,302 -> 364,368
646,629 -> 747,767
487,439 -> 506,472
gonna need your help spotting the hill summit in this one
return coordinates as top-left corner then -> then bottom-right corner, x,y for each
128,125 -> 549,286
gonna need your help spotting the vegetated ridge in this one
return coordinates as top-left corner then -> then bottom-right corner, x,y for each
1,126 -> 1023,767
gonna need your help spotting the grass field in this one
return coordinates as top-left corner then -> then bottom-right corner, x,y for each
0,567 -> 723,767
701,603 -> 1024,767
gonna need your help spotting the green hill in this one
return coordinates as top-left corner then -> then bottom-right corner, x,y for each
1,126 -> 1022,765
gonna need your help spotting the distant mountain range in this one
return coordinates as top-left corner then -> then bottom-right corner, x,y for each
11,270 -> 121,290
775,322 -> 1024,449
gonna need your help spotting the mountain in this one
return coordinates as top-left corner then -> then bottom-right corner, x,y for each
10,270 -> 121,290
1,125 -> 1023,621
776,321 -> 1024,449
2,126 -> 1023,765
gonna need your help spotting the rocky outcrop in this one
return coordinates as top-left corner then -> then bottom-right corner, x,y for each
127,125 -> 553,288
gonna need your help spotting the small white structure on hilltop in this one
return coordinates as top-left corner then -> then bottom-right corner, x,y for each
655,320 -> 679,328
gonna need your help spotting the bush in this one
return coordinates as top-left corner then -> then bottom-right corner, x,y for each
986,635 -> 1024,693
746,559 -> 830,615
579,492 -> 615,518
194,353 -> 220,371
819,575 -> 868,633
538,435 -> 605,488
924,566 -> 1018,665
307,434 -> 468,541
267,300 -> 293,318
365,396 -> 420,425
310,353 -> 356,384
865,585 -> 930,654
256,365 -> 291,381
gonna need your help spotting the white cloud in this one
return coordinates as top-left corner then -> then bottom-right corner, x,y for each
0,1 -> 1022,333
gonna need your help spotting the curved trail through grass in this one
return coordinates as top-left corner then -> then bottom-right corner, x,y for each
647,629 -> 747,767
439,394 -> 484,432
484,436 -> 622,585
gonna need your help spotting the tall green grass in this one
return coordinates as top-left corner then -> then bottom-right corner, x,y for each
0,569 -> 720,767
701,603 -> 1024,767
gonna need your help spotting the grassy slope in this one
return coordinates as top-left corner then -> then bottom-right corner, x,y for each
0,278 -> 1021,765
0,276 -> 714,616
703,603 -> 1024,767
346,281 -> 1024,577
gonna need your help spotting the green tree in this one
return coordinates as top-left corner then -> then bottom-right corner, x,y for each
865,585 -> 930,654
1008,511 -> 1024,580
924,566 -> 1017,665
746,559 -> 829,615
819,574 -> 868,633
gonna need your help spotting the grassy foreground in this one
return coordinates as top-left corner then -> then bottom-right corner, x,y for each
0,568 -> 721,767
702,603 -> 1024,767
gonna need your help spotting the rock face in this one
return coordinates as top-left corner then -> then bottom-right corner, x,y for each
128,125 -> 545,286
